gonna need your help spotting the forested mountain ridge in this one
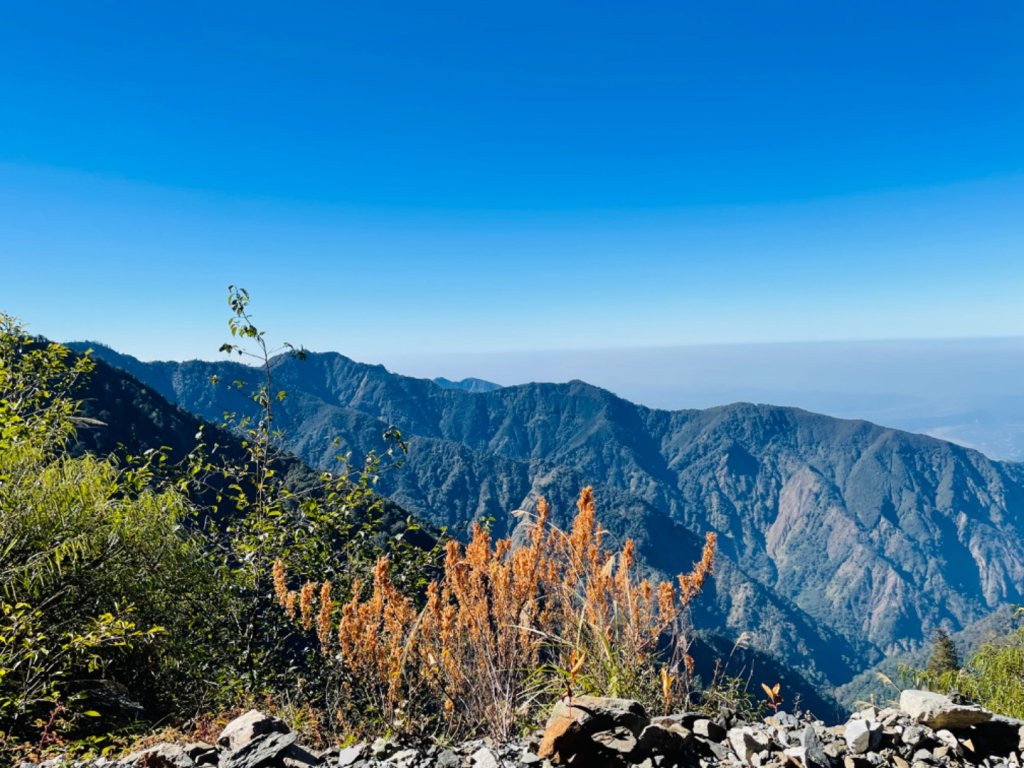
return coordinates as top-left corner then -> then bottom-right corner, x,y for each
70,343 -> 1024,706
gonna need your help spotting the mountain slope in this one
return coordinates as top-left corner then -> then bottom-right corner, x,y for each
63,347 -> 436,554
72,343 -> 1024,705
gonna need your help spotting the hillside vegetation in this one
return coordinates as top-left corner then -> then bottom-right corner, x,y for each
73,338 -> 1024,705
0,313 -> 435,759
1,299 -> 726,761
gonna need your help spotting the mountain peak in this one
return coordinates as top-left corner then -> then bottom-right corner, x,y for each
433,376 -> 502,393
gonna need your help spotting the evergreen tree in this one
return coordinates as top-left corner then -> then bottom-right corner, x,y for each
927,628 -> 961,676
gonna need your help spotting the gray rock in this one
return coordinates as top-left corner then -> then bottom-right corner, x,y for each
635,722 -> 693,760
767,711 -> 800,729
693,718 -> 727,743
221,731 -> 297,768
803,723 -> 831,768
934,729 -> 959,750
470,746 -> 499,768
784,746 -> 807,765
823,739 -> 846,760
337,744 -> 367,767
434,748 -> 461,768
218,710 -> 290,753
704,736 -> 733,762
651,712 -> 708,730
878,708 -> 904,726
387,748 -> 419,767
372,738 -> 399,759
282,743 -> 321,768
592,726 -> 638,755
902,725 -> 927,748
728,727 -> 770,764
125,744 -> 194,768
183,743 -> 217,765
899,690 -> 992,730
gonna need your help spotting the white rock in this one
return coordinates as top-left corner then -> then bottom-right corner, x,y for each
337,744 -> 366,768
845,718 -> 877,754
471,746 -> 500,768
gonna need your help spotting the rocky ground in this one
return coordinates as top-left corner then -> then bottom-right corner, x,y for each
25,690 -> 1024,768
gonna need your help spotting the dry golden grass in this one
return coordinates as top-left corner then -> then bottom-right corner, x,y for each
274,487 -> 715,739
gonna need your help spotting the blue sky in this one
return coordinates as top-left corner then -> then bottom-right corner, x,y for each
1,1 -> 1023,362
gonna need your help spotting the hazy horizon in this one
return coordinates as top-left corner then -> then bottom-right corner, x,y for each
351,337 -> 1024,462
6,2 -> 1023,456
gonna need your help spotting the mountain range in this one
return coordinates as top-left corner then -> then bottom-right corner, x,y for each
68,342 -> 1024,713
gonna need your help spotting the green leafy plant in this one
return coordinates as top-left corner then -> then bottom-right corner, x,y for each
0,316 -> 217,758
0,302 -> 434,757
171,287 -> 440,733
903,622 -> 1024,719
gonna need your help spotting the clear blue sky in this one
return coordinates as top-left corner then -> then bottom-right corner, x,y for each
2,1 -> 1023,361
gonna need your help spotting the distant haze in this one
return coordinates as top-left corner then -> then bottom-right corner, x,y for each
380,338 -> 1024,461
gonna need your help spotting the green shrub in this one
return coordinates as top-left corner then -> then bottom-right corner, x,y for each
0,316 -> 219,755
0,297 -> 438,757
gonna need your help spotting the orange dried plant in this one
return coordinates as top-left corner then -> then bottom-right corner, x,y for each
761,681 -> 783,713
273,487 -> 716,740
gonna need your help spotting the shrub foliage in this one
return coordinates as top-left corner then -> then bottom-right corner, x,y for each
0,290 -> 717,757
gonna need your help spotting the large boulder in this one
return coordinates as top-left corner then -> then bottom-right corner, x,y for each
802,723 -> 831,768
221,732 -> 297,768
538,695 -> 648,765
218,710 -> 291,752
217,710 -> 296,768
898,690 -> 992,730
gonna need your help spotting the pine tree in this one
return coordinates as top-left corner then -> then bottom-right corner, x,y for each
928,628 -> 961,676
